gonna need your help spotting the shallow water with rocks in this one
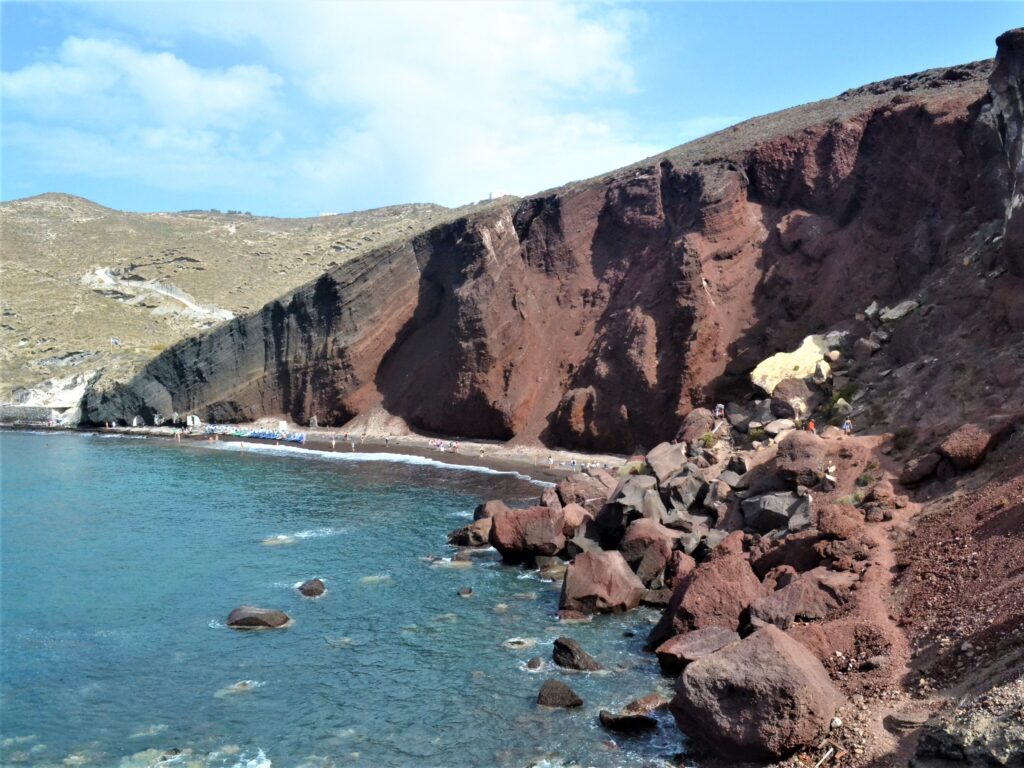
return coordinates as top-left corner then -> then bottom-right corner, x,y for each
0,431 -> 685,767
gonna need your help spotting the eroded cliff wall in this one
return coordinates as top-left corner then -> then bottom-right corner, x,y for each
84,32 -> 1024,454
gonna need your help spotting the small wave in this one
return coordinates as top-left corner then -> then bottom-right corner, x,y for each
502,637 -> 537,650
214,680 -> 265,699
262,528 -> 340,547
204,440 -> 548,484
208,620 -> 224,629
359,574 -> 392,585
128,724 -> 168,739
228,748 -> 271,768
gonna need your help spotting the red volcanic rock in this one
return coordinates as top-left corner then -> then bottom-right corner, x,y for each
540,486 -> 563,512
899,452 -> 942,484
771,378 -> 823,420
560,550 -> 645,614
656,627 -> 740,675
647,552 -> 762,648
816,504 -> 864,540
474,499 -> 510,521
775,431 -> 827,488
671,625 -> 843,761
552,636 -> 602,671
560,502 -> 592,537
748,567 -> 856,629
620,518 -> 679,569
489,505 -> 566,564
86,50 -> 1011,468
556,473 -> 612,514
937,423 -> 1001,470
666,550 -> 697,588
678,408 -> 716,445
448,517 -> 493,547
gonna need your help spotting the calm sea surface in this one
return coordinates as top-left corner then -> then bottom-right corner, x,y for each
0,431 -> 684,767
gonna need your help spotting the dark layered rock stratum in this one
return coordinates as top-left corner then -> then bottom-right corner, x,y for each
84,35 -> 1024,455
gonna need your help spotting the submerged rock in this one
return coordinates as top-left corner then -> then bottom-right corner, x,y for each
298,578 -> 325,597
537,680 -> 583,708
226,606 -> 291,630
598,710 -> 658,733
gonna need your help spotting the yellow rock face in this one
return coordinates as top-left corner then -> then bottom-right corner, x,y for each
750,335 -> 828,395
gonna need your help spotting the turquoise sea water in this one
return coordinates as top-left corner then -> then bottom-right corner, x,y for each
0,431 -> 684,767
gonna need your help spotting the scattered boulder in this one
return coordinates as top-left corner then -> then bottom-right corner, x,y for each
448,517 -> 493,547
671,625 -> 843,762
775,431 -> 827,488
540,486 -> 563,512
764,418 -> 796,437
937,423 -> 1004,470
489,505 -> 566,564
297,578 -> 325,598
879,300 -> 918,322
741,492 -> 812,533
665,551 -> 697,588
655,627 -> 740,675
771,378 -> 823,421
526,656 -> 544,670
748,568 -> 856,630
646,441 -> 689,485
647,552 -> 761,647
899,452 -> 942,484
553,636 -> 603,671
537,680 -> 583,708
560,550 -> 645,614
227,606 -> 292,630
678,408 -> 716,445
611,474 -> 658,513
599,710 -> 658,734
817,504 -> 864,540
853,336 -> 880,362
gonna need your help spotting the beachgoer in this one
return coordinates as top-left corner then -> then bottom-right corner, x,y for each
714,403 -> 726,419
571,458 -> 577,471
842,418 -> 853,436
806,419 -> 816,433
331,436 -> 336,450
385,436 -> 390,447
350,440 -> 356,452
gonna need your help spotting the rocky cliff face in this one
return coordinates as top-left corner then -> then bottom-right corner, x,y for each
85,32 -> 1024,453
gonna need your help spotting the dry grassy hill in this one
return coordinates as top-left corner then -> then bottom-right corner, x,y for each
0,193 -> 503,400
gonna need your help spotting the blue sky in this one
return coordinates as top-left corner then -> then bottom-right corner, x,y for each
2,2 -> 1020,217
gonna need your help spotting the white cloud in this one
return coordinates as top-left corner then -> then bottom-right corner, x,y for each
2,36 -> 281,129
3,2 -> 671,213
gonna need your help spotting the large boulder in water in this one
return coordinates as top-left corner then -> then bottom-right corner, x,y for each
671,625 -> 842,762
647,553 -> 761,648
448,517 -> 493,547
489,505 -> 565,564
474,499 -> 510,520
537,680 -> 583,708
552,636 -> 602,671
227,606 -> 292,630
560,550 -> 645,614
297,578 -> 325,598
